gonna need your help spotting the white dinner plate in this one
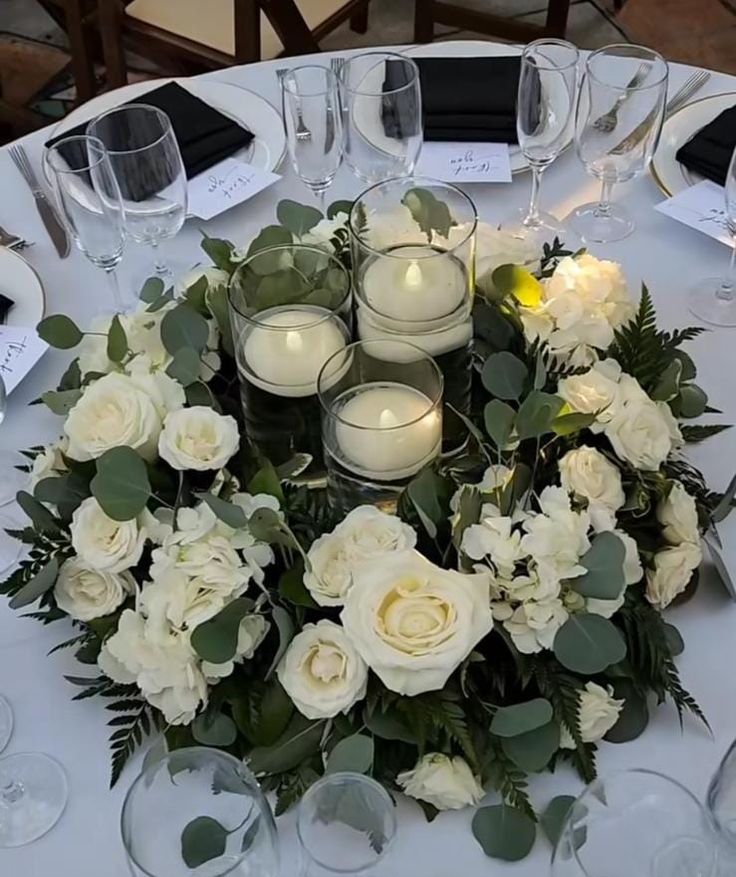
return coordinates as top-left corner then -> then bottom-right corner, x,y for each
0,247 -> 46,329
45,77 -> 286,183
651,92 -> 736,197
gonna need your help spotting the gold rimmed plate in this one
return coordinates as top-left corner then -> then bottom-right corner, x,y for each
651,92 -> 736,197
0,247 -> 46,328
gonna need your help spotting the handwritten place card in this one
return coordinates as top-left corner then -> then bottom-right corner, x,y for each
0,325 -> 48,394
188,158 -> 281,221
655,180 -> 732,247
416,142 -> 512,184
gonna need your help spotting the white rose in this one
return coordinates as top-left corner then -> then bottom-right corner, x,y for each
397,753 -> 484,811
158,406 -> 239,471
175,266 -> 229,297
30,438 -> 68,489
304,506 -> 416,607
300,213 -> 349,250
277,620 -> 368,720
645,542 -> 702,610
340,551 -> 494,696
70,497 -> 147,573
558,359 -> 622,423
55,558 -> 134,621
202,615 -> 270,678
560,682 -> 623,748
559,447 -> 625,511
605,395 -> 674,470
454,224 -> 540,283
658,482 -> 700,545
503,598 -> 568,654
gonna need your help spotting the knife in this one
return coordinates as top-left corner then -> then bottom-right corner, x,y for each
9,144 -> 70,259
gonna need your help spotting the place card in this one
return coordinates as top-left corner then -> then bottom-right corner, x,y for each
655,180 -> 732,247
188,157 -> 281,221
416,142 -> 512,184
0,325 -> 48,394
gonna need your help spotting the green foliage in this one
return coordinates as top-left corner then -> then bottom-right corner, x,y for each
481,351 -> 528,400
472,804 -> 537,861
181,816 -> 228,869
161,303 -> 209,355
192,712 -> 238,747
198,493 -> 248,529
139,276 -> 165,303
515,391 -> 565,440
570,533 -> 626,600
326,734 -> 374,774
501,721 -> 560,772
490,698 -> 553,737
553,614 -> 627,674
37,314 -> 83,349
166,348 -> 202,387
540,795 -> 576,845
201,234 -> 237,273
90,447 -> 151,521
406,467 -> 452,539
484,740 -> 534,819
41,389 -> 82,415
107,315 -> 127,363
248,713 -> 325,774
190,598 -> 254,664
401,187 -> 456,240
396,694 -> 478,772
276,199 -> 323,235
8,557 -> 58,609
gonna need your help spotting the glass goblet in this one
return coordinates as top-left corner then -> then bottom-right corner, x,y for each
0,373 -> 26,510
0,748 -> 68,847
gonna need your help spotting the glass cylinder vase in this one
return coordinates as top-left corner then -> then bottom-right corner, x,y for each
349,176 -> 476,453
318,339 -> 443,514
228,244 -> 352,483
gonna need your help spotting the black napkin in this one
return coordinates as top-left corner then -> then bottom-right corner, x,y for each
46,82 -> 254,193
384,57 -> 533,144
676,105 -> 736,187
0,294 -> 14,324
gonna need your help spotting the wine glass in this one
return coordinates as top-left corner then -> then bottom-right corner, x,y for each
87,104 -> 187,282
0,696 -> 11,753
551,768 -> 717,877
688,144 -> 736,326
0,374 -> 26,511
707,736 -> 736,874
121,747 -> 279,877
282,65 -> 344,212
297,772 -> 397,876
501,39 -> 579,246
338,52 -> 423,183
45,135 -> 130,313
570,44 -> 668,243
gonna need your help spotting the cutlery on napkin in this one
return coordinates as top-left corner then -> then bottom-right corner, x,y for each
676,104 -> 736,187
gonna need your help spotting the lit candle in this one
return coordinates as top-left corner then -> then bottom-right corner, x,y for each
333,383 -> 442,480
242,306 -> 347,398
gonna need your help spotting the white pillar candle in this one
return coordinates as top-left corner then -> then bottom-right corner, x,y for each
242,306 -> 347,398
357,306 -> 472,359
359,245 -> 467,322
333,383 -> 442,481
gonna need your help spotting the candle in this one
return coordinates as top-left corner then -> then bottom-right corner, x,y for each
357,306 -> 472,359
242,306 -> 347,398
359,245 -> 467,323
333,383 -> 442,480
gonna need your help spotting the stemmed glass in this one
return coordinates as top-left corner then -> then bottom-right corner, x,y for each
688,144 -> 736,326
570,44 -> 668,243
45,135 -> 129,313
282,65 -> 344,212
88,104 -> 187,282
338,52 -> 423,183
0,374 -> 26,512
502,39 -> 579,246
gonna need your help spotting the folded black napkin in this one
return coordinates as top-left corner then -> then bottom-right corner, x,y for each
46,82 -> 254,192
384,57 -> 534,144
0,294 -> 14,324
676,105 -> 736,187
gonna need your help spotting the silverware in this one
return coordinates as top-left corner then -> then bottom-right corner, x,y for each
330,56 -> 345,78
276,67 -> 312,142
0,225 -> 31,251
593,62 -> 650,133
609,70 -> 711,156
9,144 -> 70,259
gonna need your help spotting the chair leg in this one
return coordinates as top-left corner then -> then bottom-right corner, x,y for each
414,0 -> 434,43
349,1 -> 369,34
64,0 -> 97,103
97,0 -> 128,90
545,0 -> 571,36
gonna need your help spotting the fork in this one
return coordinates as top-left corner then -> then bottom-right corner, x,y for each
276,67 -> 311,142
592,62 -> 650,133
0,224 -> 31,251
9,144 -> 69,258
330,56 -> 345,78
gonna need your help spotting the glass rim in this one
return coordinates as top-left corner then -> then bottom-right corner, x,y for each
584,43 -> 668,90
338,51 -> 420,96
296,771 -> 398,872
281,63 -> 339,97
228,244 -> 352,328
522,37 -> 580,70
87,103 -> 175,155
45,134 -> 109,173
348,175 -> 478,254
317,339 -> 444,428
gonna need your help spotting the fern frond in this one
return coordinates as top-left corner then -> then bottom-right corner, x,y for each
485,741 -> 535,819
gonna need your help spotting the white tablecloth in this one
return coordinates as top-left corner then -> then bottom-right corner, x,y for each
2,39 -> 736,877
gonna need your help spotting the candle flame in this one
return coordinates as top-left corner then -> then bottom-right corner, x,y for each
379,407 -> 399,428
285,330 -> 303,353
404,260 -> 422,290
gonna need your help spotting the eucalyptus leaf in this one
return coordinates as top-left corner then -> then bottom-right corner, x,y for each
166,348 -> 202,387
37,314 -> 83,349
678,384 -> 708,418
160,304 -> 209,355
181,816 -> 227,869
16,490 -> 60,533
279,562 -> 317,608
248,508 -> 290,545
201,235 -> 236,272
192,712 -> 238,747
491,698 -> 553,737
58,358 -> 81,391
277,199 -> 323,235
363,708 -> 415,744
266,606 -> 295,679
90,447 -> 151,521
570,532 -> 625,600
146,290 -> 174,313
491,264 -> 543,308
674,349 -> 696,382
502,720 -> 560,772
452,484 -> 482,552
9,557 -> 59,609
246,225 -> 293,271
516,391 -> 565,440
551,411 -> 596,436
472,805 -> 536,861
206,284 -> 234,357
233,679 -> 293,747
275,454 -> 313,482
327,200 -> 353,219
186,381 -> 219,411
107,314 -> 127,363
534,356 -> 547,390
651,359 -> 682,402
184,275 -> 210,315
604,680 -> 649,743
553,614 -> 627,674
484,399 -> 516,449
326,734 -> 374,774
481,351 -> 528,401
191,598 -> 253,664
139,276 -> 165,303
248,713 -> 324,774
41,389 -> 82,415
407,467 -> 450,539
401,187 -> 455,240
663,622 -> 684,657
540,796 -> 576,846
198,493 -> 248,529
248,461 -> 284,502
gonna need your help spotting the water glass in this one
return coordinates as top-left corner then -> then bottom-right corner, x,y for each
282,65 -> 343,211
707,736 -> 736,874
0,695 -> 11,753
688,144 -> 736,326
297,772 -> 397,876
552,768 -> 717,877
570,44 -> 668,243
45,134 -> 129,312
502,38 -> 579,245
338,52 -> 423,183
0,746 -> 67,847
88,104 -> 187,281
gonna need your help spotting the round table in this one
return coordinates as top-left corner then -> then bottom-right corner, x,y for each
1,39 -> 735,877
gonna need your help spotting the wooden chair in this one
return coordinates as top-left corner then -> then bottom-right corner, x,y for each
97,0 -> 371,90
37,0 -> 99,102
414,0 -> 572,44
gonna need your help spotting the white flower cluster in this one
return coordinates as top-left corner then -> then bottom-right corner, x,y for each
559,359 -> 683,470
521,254 -> 636,366
462,477 -> 641,655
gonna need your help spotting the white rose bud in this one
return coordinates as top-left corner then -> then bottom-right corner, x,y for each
558,359 -> 622,423
559,446 -> 625,511
560,682 -> 624,748
645,542 -> 702,610
277,620 -> 368,720
71,497 -> 147,573
341,551 -> 494,696
605,392 -> 674,470
397,753 -> 484,811
55,558 -> 135,622
158,406 -> 239,471
657,482 -> 700,546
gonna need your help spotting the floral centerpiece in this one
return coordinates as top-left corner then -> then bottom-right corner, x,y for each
3,195 -> 733,865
